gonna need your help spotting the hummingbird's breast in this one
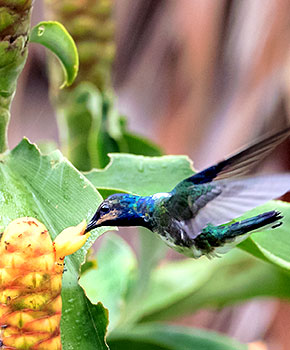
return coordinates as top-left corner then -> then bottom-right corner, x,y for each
152,210 -> 203,258
156,221 -> 204,258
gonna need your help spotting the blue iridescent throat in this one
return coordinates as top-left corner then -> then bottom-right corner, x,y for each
109,192 -> 169,227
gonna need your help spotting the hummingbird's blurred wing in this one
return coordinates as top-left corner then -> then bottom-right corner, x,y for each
185,174 -> 290,238
182,126 -> 290,185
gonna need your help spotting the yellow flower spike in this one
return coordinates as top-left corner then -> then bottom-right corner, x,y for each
53,219 -> 90,259
0,217 -> 89,350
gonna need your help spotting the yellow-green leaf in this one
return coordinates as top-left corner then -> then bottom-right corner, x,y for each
30,21 -> 79,87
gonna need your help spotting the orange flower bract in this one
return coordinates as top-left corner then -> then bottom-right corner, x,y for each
0,217 -> 89,350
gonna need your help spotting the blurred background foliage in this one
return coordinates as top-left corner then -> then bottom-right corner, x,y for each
6,0 -> 290,349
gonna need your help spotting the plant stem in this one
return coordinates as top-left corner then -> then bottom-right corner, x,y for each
0,1 -> 33,152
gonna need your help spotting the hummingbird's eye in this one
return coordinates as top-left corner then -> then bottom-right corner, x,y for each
100,204 -> 110,214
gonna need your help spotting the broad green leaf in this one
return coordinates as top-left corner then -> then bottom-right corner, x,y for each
238,201 -> 290,270
108,324 -> 247,350
0,139 -> 110,349
37,139 -> 58,154
139,250 -> 290,323
30,21 -> 79,87
61,280 -> 109,349
85,153 -> 194,195
80,233 -> 136,331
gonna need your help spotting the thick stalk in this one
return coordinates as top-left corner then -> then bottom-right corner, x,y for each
0,1 -> 33,152
45,0 -> 115,171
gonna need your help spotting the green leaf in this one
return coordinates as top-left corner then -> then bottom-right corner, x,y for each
79,233 -> 137,331
139,250 -> 290,323
108,324 -> 247,350
122,132 -> 163,157
61,281 -> 109,350
119,228 -> 168,327
81,255 -> 97,275
238,201 -> 290,270
87,89 -> 119,169
37,139 -> 58,154
136,255 -> 216,320
59,82 -> 102,171
88,93 -> 163,169
85,153 -> 195,195
0,139 -> 110,349
30,21 -> 79,87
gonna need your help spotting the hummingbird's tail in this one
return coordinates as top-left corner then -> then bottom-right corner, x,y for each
222,210 -> 283,239
198,210 -> 283,258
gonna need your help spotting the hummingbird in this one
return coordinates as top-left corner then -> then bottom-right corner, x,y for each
86,127 -> 290,258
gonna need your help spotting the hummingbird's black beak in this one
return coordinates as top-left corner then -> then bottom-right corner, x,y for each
85,208 -> 117,232
85,216 -> 101,233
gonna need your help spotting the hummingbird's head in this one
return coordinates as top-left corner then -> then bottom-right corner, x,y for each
86,193 -> 151,232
